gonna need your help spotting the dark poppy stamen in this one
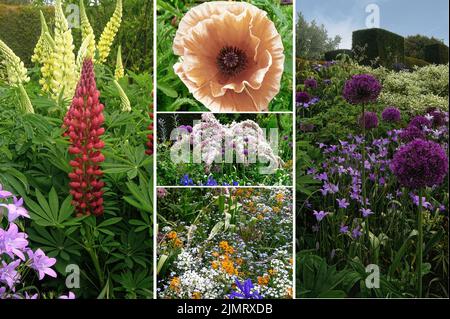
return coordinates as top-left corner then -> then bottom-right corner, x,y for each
216,46 -> 248,77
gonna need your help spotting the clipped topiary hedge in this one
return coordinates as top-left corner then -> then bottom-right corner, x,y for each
0,4 -> 54,67
352,28 -> 404,67
404,56 -> 430,68
424,43 -> 449,65
324,49 -> 353,61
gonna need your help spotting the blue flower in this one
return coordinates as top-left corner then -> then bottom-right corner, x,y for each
228,279 -> 262,299
204,176 -> 218,186
180,174 -> 194,186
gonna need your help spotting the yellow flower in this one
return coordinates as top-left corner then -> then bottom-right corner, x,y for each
50,0 -> 77,102
192,292 -> 202,299
114,45 -> 124,80
272,206 -> 281,213
169,277 -> 180,291
257,214 -> 264,220
211,261 -> 219,269
0,39 -> 29,86
79,0 -> 96,60
257,275 -> 270,286
32,11 -> 52,65
275,192 -> 284,203
173,238 -> 183,248
98,0 -> 122,63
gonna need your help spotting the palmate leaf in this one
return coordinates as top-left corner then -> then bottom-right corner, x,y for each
25,187 -> 85,228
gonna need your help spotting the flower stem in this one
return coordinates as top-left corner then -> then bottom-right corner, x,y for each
417,189 -> 423,298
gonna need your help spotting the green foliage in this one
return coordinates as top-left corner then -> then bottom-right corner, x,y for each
0,3 -> 54,66
324,49 -> 353,61
405,34 -> 446,61
404,56 -> 430,68
424,43 -> 449,65
352,28 -> 405,68
296,11 -> 341,60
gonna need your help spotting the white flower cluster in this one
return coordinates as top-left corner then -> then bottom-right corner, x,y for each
171,113 -> 283,172
259,256 -> 292,299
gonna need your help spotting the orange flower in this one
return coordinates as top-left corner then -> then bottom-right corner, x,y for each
192,291 -> 202,299
173,1 -> 284,112
257,274 -> 270,286
167,231 -> 177,240
169,277 -> 180,291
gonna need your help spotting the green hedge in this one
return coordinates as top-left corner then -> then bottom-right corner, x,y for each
352,28 -> 404,68
0,4 -> 54,67
424,43 -> 449,64
324,49 -> 353,61
404,56 -> 430,68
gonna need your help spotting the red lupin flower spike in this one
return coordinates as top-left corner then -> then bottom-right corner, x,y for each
145,103 -> 154,156
63,59 -> 105,217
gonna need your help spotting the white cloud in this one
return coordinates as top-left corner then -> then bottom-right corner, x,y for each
314,14 -> 359,49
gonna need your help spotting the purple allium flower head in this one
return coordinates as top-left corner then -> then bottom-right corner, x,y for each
381,107 -> 401,122
296,91 -> 311,104
342,74 -> 382,104
27,248 -> 57,280
304,78 -> 318,89
228,279 -> 262,299
313,210 -> 329,222
430,111 -> 446,127
358,111 -> 379,129
409,116 -> 431,130
399,125 -> 426,142
390,139 -> 448,189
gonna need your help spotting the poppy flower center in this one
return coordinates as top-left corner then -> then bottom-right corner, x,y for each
216,46 -> 248,77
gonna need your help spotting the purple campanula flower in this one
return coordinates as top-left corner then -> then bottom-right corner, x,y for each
339,224 -> 349,234
0,260 -> 21,289
361,208 -> 374,218
352,225 -> 363,239
313,210 -> 329,222
0,223 -> 28,261
336,198 -> 349,209
0,185 -> 13,199
180,174 -> 194,186
27,249 -> 57,280
411,194 -> 432,209
59,292 -> 76,299
0,197 -> 30,222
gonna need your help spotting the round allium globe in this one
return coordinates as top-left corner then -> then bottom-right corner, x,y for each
358,111 -> 379,129
430,111 -> 446,127
399,125 -> 426,142
342,74 -> 382,104
390,139 -> 448,189
381,106 -> 401,122
304,78 -> 318,89
409,115 -> 431,129
296,91 -> 311,104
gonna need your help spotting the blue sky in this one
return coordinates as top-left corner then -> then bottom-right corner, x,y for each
296,0 -> 449,49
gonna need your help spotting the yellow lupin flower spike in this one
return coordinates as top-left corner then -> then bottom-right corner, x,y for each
32,11 -> 52,65
113,79 -> 131,112
98,0 -> 122,63
114,45 -> 124,80
0,39 -> 30,86
79,0 -> 96,60
0,40 -> 34,113
50,0 -> 77,103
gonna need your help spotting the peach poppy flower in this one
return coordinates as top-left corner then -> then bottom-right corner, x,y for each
173,1 -> 285,112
